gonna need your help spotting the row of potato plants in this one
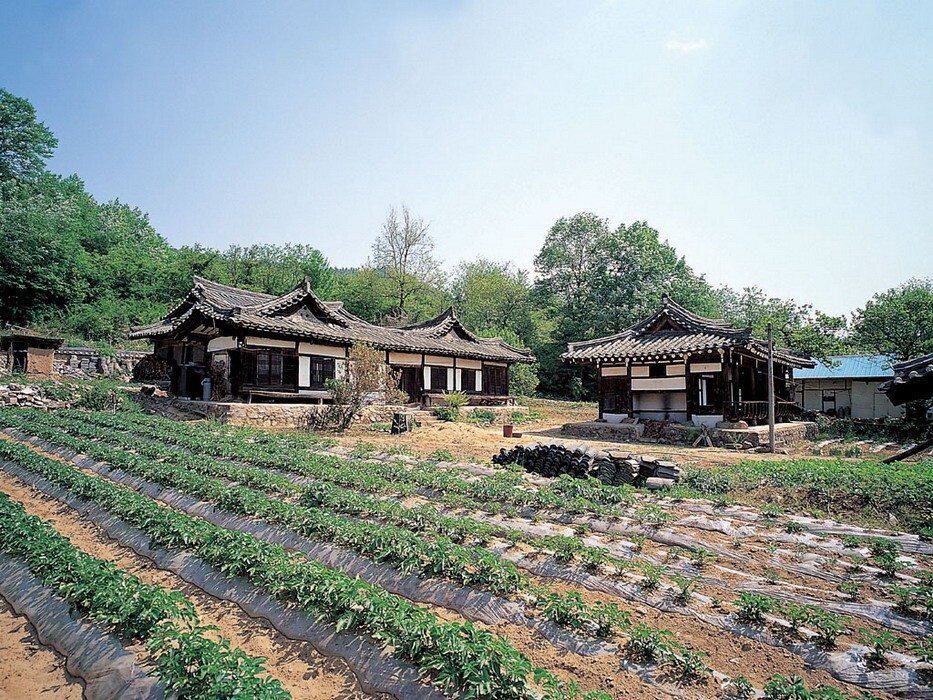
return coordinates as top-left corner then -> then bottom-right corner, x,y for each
3,409 -> 715,683
17,408 -> 639,573
1,411 -> 527,595
9,410 -> 700,637
31,410 -> 917,642
72,409 -> 645,516
0,491 -> 290,699
0,436 -> 606,700
4,410 -> 680,650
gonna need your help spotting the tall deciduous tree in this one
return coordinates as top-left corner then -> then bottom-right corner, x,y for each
450,259 -> 542,347
369,205 -> 446,323
853,278 -> 933,362
0,88 -> 57,184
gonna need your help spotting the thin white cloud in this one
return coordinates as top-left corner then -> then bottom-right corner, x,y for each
665,38 -> 707,53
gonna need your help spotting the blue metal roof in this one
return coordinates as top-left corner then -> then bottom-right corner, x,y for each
793,355 -> 894,380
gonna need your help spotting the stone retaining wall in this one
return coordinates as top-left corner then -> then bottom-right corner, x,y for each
167,399 -> 410,429
54,348 -> 149,381
560,421 -> 645,441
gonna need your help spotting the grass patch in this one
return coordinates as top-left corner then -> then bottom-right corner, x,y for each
679,458 -> 933,535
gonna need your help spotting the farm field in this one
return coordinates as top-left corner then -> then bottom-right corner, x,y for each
0,407 -> 931,700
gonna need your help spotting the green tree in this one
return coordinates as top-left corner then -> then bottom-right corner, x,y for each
193,243 -> 336,297
715,286 -> 850,362
853,278 -> 933,361
0,173 -> 93,325
533,213 -> 716,396
0,89 -> 57,184
450,258 -> 543,347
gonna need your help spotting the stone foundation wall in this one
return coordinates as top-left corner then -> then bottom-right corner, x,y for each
560,421 -> 645,441
713,421 -> 819,449
168,400 -> 411,429
561,419 -> 817,448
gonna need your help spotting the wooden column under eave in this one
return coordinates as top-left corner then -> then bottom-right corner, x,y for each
597,362 -> 604,419
684,354 -> 694,421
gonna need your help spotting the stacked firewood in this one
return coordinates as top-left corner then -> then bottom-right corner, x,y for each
492,441 -> 682,488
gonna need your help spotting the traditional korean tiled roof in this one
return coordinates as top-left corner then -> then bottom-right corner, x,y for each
878,352 -> 933,405
130,277 -> 535,364
562,296 -> 813,368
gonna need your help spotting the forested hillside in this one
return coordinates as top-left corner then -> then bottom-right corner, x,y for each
2,89 -> 931,396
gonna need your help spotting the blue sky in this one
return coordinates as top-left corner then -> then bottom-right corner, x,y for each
2,1 -> 931,315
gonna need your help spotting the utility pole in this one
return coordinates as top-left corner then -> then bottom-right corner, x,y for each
767,322 -> 776,453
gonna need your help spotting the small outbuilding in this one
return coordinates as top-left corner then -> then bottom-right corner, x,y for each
793,355 -> 902,420
562,297 -> 814,428
0,333 -> 63,378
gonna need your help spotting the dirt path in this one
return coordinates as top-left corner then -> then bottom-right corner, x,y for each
0,597 -> 84,700
0,469 -> 373,700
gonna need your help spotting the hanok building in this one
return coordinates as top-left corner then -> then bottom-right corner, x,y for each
129,277 -> 534,405
880,352 -> 933,408
562,297 -> 814,428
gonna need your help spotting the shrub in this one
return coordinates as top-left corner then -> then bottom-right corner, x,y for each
470,409 -> 497,425
430,448 -> 456,462
76,384 -> 124,411
434,406 -> 459,422
442,390 -> 469,409
316,343 -> 402,431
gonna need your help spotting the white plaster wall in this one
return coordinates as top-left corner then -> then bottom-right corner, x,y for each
245,336 -> 295,349
632,377 -> 686,391
298,342 -> 346,358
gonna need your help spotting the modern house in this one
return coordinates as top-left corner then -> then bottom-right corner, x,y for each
794,355 -> 903,420
561,297 -> 814,428
129,276 -> 535,404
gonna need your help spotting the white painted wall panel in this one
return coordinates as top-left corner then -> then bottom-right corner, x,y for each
631,366 -> 650,377
298,356 -> 311,387
457,358 -> 482,370
666,364 -> 686,376
298,342 -> 346,358
388,352 -> 422,366
246,336 -> 295,349
424,355 -> 454,367
690,362 -> 721,373
631,377 -> 686,391
601,366 -> 628,377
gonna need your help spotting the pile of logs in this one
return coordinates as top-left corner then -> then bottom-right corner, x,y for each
492,441 -> 682,488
